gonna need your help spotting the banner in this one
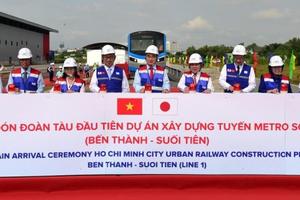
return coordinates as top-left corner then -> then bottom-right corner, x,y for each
0,93 -> 300,177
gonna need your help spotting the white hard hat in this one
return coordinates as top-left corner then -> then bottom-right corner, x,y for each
63,57 -> 77,68
102,45 -> 115,55
232,45 -> 246,56
145,45 -> 159,55
17,48 -> 32,59
50,62 -> 55,65
188,53 -> 203,64
269,55 -> 284,67
59,65 -> 63,69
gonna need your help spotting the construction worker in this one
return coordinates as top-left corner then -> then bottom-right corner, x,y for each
56,65 -> 64,79
219,44 -> 256,93
6,47 -> 44,93
51,58 -> 85,93
47,63 -> 55,82
178,53 -> 214,93
133,45 -> 170,93
258,55 -> 292,93
90,45 -> 129,93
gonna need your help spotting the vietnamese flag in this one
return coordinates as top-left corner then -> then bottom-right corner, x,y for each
117,98 -> 143,115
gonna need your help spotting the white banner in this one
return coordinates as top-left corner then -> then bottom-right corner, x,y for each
0,93 -> 300,177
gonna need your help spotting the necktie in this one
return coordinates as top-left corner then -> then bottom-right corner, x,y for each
193,74 -> 197,85
23,71 -> 28,82
107,68 -> 112,79
23,71 -> 28,93
149,66 -> 154,80
237,65 -> 240,76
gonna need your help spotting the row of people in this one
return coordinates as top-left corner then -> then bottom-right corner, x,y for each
2,45 -> 296,93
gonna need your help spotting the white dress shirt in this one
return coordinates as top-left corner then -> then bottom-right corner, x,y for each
219,63 -> 256,93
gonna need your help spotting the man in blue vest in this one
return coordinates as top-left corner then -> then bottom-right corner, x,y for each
6,48 -> 44,93
258,55 -> 292,93
219,45 -> 256,93
133,45 -> 170,93
89,45 -> 129,93
177,53 -> 214,93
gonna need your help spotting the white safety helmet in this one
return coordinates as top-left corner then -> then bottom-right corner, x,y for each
145,45 -> 159,55
188,53 -> 203,64
232,45 -> 247,56
17,48 -> 32,59
269,55 -> 284,67
58,65 -> 63,69
50,62 -> 55,65
102,45 -> 115,55
63,57 -> 77,68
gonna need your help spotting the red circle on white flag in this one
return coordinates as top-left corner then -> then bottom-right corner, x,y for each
160,101 -> 170,112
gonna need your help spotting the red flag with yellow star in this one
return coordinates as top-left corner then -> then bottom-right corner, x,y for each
117,98 -> 143,115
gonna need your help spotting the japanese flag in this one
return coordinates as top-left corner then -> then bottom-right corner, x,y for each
152,98 -> 178,115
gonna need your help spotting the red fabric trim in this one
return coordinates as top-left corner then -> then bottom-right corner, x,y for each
282,75 -> 289,81
263,73 -> 272,78
200,72 -> 210,78
0,175 -> 299,199
30,68 -> 41,75
11,68 -> 21,74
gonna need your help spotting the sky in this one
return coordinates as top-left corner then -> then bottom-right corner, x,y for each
1,0 -> 300,50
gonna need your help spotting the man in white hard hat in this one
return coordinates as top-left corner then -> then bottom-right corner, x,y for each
219,44 -> 256,93
177,53 -> 214,93
258,55 -> 292,93
133,45 -> 170,93
6,48 -> 45,93
89,45 -> 129,93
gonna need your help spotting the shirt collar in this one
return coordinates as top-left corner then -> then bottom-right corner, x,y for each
104,65 -> 114,71
21,67 -> 31,73
234,63 -> 244,68
147,64 -> 156,69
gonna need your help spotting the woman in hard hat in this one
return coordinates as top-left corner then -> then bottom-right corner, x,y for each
51,58 -> 85,93
133,45 -> 170,93
89,45 -> 129,93
219,44 -> 256,93
177,53 -> 214,93
258,55 -> 292,93
6,47 -> 45,93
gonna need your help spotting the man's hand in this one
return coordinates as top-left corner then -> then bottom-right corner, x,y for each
183,87 -> 189,93
267,88 -> 279,94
